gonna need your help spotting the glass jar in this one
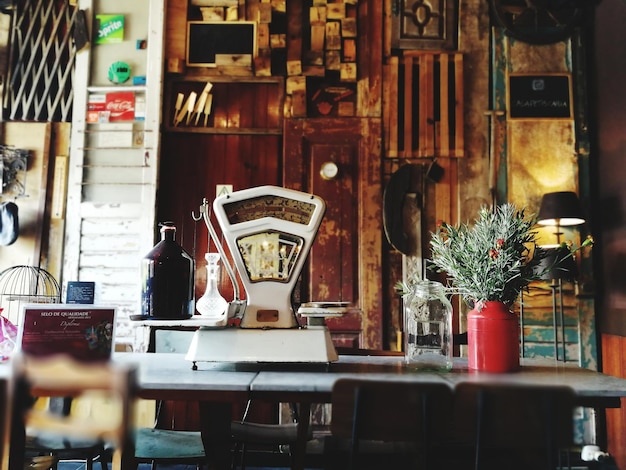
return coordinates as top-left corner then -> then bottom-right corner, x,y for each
140,222 -> 195,320
403,280 -> 453,371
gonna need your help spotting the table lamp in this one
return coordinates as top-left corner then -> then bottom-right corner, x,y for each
537,191 -> 585,244
536,191 -> 585,363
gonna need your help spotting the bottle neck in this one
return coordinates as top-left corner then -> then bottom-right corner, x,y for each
161,227 -> 176,242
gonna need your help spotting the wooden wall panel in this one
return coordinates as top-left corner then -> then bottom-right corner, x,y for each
385,52 -> 464,159
602,333 -> 626,468
157,133 -> 281,302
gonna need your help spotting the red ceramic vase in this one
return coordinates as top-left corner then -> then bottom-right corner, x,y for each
467,301 -> 520,373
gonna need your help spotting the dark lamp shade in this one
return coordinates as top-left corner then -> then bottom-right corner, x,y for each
537,191 -> 585,226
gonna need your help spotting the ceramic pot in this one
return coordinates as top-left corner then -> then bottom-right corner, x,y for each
467,301 -> 520,373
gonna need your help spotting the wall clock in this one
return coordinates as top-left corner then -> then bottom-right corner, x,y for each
489,0 -> 586,45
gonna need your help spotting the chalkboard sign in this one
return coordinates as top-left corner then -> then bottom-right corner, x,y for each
186,21 -> 256,67
67,281 -> 95,304
508,74 -> 572,120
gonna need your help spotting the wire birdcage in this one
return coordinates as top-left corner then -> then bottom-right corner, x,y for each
0,266 -> 61,325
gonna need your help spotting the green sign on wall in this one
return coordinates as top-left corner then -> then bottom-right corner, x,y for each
95,14 -> 125,44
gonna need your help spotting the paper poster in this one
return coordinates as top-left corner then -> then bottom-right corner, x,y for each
18,305 -> 116,362
95,14 -> 125,44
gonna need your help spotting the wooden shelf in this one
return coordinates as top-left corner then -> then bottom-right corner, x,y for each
163,126 -> 282,135
163,76 -> 284,135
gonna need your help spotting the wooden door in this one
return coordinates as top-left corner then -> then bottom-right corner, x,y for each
284,118 -> 383,349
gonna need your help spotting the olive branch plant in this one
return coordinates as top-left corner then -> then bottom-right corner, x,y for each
427,203 -> 592,308
429,203 -> 546,307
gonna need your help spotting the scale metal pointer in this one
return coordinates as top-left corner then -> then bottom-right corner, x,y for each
186,185 -> 339,366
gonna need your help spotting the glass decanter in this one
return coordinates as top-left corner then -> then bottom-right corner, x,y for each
196,252 -> 228,326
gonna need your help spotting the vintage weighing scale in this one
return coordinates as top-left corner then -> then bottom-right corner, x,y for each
186,185 -> 339,365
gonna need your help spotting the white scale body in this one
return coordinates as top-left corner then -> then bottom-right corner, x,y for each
186,185 -> 339,364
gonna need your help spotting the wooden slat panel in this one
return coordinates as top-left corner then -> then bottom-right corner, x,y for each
387,52 -> 464,159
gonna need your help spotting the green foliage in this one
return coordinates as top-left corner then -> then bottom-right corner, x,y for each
429,203 -> 547,306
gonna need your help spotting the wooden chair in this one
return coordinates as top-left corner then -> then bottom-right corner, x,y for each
7,353 -> 136,470
230,399 -> 309,470
328,378 -> 454,470
22,396 -> 109,470
454,383 -> 576,470
132,328 -> 208,469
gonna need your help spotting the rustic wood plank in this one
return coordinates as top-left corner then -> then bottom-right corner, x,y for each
286,0 -> 303,62
270,34 -> 286,48
200,7 -> 225,20
342,38 -> 357,62
291,90 -> 307,117
166,0 -> 188,62
386,56 -> 399,158
46,123 -> 71,281
258,2 -> 272,22
603,334 -> 626,465
439,54 -> 450,157
286,60 -> 302,76
286,76 -> 306,95
302,65 -> 325,76
340,62 -> 357,81
225,5 -> 239,20
327,3 -> 345,19
257,22 -> 270,48
325,50 -> 341,70
417,54 -> 430,156
246,0 -> 260,21
454,53 -> 464,157
402,55 -> 413,158
342,17 -> 357,37
337,101 -> 355,116
271,0 -> 286,13
310,5 -> 326,23
325,21 -> 342,50
310,24 -> 326,51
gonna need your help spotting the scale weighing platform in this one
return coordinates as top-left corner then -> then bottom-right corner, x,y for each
186,185 -> 339,365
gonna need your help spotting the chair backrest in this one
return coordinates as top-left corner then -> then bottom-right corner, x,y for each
0,366 -> 11,470
6,353 -> 136,470
454,382 -> 576,469
331,378 -> 454,442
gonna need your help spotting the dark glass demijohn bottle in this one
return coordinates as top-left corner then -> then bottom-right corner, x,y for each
141,222 -> 195,319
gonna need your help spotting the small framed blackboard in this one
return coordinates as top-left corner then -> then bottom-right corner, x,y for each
67,281 -> 95,304
186,21 -> 256,67
508,73 -> 573,120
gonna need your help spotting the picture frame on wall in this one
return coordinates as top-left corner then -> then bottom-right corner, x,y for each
391,0 -> 459,51
186,21 -> 257,67
507,73 -> 573,120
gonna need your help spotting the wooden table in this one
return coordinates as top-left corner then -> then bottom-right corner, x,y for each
115,352 -> 626,470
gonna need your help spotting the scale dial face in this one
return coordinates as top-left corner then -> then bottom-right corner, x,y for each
223,195 -> 317,226
236,231 -> 303,283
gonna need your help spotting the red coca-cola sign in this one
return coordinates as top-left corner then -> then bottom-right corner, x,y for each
106,91 -> 135,121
